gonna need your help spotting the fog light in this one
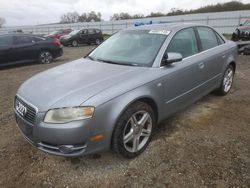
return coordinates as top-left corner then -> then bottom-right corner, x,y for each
59,145 -> 74,154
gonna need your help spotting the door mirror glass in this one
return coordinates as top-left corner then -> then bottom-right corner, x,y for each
162,52 -> 182,65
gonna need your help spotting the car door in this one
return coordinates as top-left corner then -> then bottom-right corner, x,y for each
195,26 -> 225,92
79,29 -> 88,44
0,35 -> 13,64
87,29 -> 96,43
161,27 -> 209,116
10,35 -> 36,62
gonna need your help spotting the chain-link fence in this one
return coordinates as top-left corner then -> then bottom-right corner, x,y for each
0,10 -> 250,35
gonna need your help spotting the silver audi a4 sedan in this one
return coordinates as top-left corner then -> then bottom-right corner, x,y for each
14,23 -> 238,158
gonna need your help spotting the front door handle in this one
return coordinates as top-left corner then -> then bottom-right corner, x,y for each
198,62 -> 205,69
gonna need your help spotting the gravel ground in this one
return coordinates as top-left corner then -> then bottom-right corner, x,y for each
0,46 -> 250,188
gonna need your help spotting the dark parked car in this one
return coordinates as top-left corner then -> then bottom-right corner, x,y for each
0,34 -> 63,66
232,18 -> 250,41
60,28 -> 103,47
45,29 -> 72,40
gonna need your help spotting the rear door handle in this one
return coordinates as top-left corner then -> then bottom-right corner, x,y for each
198,62 -> 205,69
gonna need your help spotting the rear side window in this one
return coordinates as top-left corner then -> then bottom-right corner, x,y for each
96,29 -> 101,34
197,27 -> 218,51
167,28 -> 198,58
14,36 -> 34,45
0,36 -> 13,47
215,32 -> 225,45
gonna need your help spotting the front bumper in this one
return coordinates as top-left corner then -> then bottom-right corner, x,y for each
52,47 -> 63,59
14,109 -> 111,157
15,111 -> 92,156
60,39 -> 71,46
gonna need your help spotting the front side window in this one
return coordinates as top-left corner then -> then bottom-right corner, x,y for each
89,30 -> 168,66
14,36 -> 33,45
197,27 -> 218,51
166,28 -> 198,58
0,36 -> 13,48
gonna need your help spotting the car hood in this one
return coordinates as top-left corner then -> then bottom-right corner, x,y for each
60,35 -> 71,39
17,59 -> 147,112
236,26 -> 250,32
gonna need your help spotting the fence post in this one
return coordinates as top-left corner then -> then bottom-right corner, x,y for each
207,16 -> 209,25
112,22 -> 114,34
238,15 -> 241,25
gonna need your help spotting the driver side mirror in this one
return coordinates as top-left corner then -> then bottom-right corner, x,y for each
161,52 -> 183,66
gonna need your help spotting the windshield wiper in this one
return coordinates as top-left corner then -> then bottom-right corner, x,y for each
86,56 -> 95,61
96,58 -> 138,66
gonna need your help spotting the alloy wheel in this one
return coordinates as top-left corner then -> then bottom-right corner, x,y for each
40,51 -> 52,64
123,111 -> 152,153
223,67 -> 234,93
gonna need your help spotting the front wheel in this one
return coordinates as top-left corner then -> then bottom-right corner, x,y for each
215,65 -> 234,95
38,51 -> 53,64
112,101 -> 155,158
71,40 -> 78,47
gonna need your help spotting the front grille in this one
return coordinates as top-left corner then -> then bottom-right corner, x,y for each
15,96 -> 37,124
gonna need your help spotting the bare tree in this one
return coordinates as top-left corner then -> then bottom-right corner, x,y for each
60,12 -> 80,23
0,17 -> 6,28
110,12 -> 132,20
78,11 -> 102,22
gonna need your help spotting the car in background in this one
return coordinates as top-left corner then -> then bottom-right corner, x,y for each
0,34 -> 63,66
60,28 -> 103,47
15,23 -> 237,158
232,18 -> 250,41
45,29 -> 72,40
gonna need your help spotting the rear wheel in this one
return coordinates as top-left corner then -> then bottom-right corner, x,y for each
95,39 -> 101,45
72,40 -> 78,47
38,51 -> 53,64
214,65 -> 234,95
112,101 -> 155,158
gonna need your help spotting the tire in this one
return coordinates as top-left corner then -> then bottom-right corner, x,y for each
214,64 -> 234,96
38,51 -> 53,64
71,40 -> 78,47
95,39 -> 101,45
112,101 -> 155,158
231,33 -> 239,41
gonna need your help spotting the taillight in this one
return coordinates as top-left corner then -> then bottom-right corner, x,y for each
53,38 -> 61,46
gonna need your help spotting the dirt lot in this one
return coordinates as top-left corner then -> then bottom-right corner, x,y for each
0,46 -> 249,188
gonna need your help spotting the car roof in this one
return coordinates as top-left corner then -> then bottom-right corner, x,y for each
125,22 -> 205,32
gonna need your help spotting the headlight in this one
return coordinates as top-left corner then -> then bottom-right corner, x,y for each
44,106 -> 95,123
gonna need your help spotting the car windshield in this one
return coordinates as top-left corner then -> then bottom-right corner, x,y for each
243,19 -> 250,26
88,30 -> 169,67
69,30 -> 80,36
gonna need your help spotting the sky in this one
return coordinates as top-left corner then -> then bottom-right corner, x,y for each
0,0 -> 249,26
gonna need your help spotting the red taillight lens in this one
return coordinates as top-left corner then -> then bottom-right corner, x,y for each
53,38 -> 61,46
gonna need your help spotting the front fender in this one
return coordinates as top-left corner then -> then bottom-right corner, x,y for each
83,79 -> 164,149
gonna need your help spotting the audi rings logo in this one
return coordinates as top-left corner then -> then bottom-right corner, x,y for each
15,101 -> 27,116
